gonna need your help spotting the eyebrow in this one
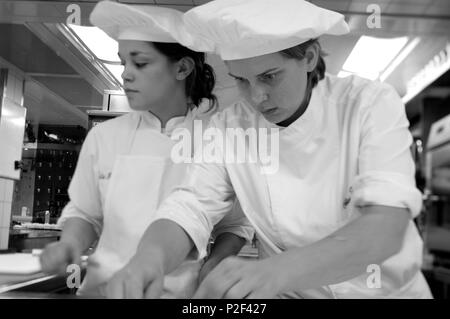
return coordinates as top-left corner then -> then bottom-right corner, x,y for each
228,68 -> 280,79
130,51 -> 151,57
117,51 -> 151,59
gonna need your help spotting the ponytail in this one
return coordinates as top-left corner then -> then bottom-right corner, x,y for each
152,42 -> 217,110
185,54 -> 217,109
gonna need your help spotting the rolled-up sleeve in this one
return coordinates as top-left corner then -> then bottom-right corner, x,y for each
352,83 -> 422,218
57,128 -> 103,236
154,116 -> 238,259
154,160 -> 235,260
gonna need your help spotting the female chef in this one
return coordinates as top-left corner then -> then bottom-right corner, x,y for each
104,0 -> 432,298
39,1 -> 253,298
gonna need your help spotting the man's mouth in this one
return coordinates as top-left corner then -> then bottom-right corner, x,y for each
261,108 -> 277,115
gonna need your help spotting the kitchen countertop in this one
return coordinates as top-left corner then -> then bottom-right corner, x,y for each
0,291 -> 93,299
9,229 -> 61,239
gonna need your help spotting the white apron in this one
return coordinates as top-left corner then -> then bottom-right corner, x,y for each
78,114 -> 201,298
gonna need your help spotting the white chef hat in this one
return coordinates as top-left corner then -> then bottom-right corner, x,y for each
180,0 -> 350,60
89,0 -> 184,43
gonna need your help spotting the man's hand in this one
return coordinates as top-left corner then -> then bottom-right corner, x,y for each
194,256 -> 286,299
104,254 -> 165,299
198,233 -> 247,284
198,258 -> 218,284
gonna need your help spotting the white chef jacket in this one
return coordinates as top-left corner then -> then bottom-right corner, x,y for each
153,74 -> 432,298
58,102 -> 254,296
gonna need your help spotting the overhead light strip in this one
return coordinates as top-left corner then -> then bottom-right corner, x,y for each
339,35 -> 409,80
379,37 -> 421,82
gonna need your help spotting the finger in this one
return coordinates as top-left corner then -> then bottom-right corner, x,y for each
245,290 -> 272,299
97,282 -> 108,298
57,250 -> 72,275
39,250 -> 53,273
193,270 -> 240,299
40,247 -> 66,274
69,249 -> 82,268
198,262 -> 215,284
244,285 -> 273,299
194,257 -> 243,298
197,268 -> 208,285
224,279 -> 252,299
39,245 -> 58,271
124,277 -> 145,299
105,277 -> 125,299
144,276 -> 164,299
57,261 -> 70,276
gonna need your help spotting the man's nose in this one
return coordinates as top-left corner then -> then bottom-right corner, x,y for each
249,84 -> 268,105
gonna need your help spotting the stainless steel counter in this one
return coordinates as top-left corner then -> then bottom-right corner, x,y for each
9,229 -> 61,251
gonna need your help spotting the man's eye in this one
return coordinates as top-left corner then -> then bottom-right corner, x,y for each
261,73 -> 277,81
234,77 -> 248,83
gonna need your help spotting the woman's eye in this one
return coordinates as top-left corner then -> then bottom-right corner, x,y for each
134,62 -> 148,68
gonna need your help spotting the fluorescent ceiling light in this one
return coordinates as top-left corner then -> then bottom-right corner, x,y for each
105,64 -> 124,85
379,37 -> 421,82
68,24 -> 122,85
342,36 -> 409,80
68,25 -> 119,63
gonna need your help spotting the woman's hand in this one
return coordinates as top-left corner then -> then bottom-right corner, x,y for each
193,256 -> 287,299
39,241 -> 82,276
104,254 -> 165,299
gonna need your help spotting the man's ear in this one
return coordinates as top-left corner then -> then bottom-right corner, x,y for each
304,42 -> 320,73
175,57 -> 195,80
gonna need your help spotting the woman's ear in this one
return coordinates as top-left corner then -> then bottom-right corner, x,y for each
175,57 -> 195,80
304,42 -> 320,73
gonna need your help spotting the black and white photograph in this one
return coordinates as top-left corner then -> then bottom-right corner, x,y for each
0,0 -> 449,303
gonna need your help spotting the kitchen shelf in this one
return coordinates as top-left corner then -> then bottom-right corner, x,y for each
23,143 -> 80,151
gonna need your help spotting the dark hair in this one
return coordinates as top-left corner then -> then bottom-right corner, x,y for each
280,38 -> 327,90
152,42 -> 217,109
